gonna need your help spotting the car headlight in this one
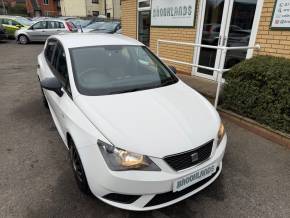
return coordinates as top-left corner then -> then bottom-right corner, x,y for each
217,123 -> 225,146
98,140 -> 161,171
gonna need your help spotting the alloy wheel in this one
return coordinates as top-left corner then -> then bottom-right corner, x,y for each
19,35 -> 28,44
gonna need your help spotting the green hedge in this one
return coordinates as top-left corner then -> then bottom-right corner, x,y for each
221,55 -> 290,134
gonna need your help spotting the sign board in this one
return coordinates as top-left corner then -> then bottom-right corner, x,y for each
151,0 -> 196,27
271,0 -> 290,29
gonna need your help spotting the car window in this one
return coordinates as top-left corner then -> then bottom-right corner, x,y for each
70,45 -> 178,96
11,20 -> 18,26
48,21 -> 60,29
45,39 -> 57,63
52,43 -> 70,93
15,17 -> 32,26
7,19 -> 13,25
2,19 -> 8,25
59,22 -> 65,29
32,21 -> 47,29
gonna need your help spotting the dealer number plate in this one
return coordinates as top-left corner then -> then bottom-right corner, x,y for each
173,164 -> 216,192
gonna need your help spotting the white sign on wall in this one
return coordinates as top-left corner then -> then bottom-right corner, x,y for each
151,0 -> 196,27
271,0 -> 290,29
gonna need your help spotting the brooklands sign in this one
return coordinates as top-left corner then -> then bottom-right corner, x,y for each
151,0 -> 196,27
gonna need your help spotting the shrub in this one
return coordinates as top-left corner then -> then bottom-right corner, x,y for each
221,55 -> 290,134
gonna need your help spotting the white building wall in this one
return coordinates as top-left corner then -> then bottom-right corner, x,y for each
60,0 -> 87,17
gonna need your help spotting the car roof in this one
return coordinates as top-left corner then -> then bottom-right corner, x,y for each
0,15 -> 25,19
35,18 -> 65,22
51,33 -> 144,48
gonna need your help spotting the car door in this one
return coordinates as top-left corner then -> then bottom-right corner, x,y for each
29,21 -> 48,41
45,42 -> 73,139
57,22 -> 67,33
46,21 -> 61,36
1,18 -> 19,37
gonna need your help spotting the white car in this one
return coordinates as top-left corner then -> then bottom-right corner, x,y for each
37,33 -> 227,211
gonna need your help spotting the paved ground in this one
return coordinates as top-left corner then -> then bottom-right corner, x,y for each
0,40 -> 290,218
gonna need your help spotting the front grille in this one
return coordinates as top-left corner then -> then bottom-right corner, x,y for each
103,193 -> 141,204
164,140 -> 214,171
145,167 -> 219,207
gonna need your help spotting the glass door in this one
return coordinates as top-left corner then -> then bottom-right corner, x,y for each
138,10 -> 151,46
223,0 -> 258,69
197,0 -> 226,77
194,0 -> 260,80
137,0 -> 151,46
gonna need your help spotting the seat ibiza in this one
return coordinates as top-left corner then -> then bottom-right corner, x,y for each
37,33 -> 227,211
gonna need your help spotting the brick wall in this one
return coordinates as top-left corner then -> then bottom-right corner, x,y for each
256,0 -> 290,58
40,0 -> 58,16
149,28 -> 196,75
121,0 -> 137,39
122,0 -> 199,75
26,0 -> 58,16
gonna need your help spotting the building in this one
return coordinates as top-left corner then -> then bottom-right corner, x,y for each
26,0 -> 61,17
0,0 -> 26,15
60,0 -> 87,17
121,0 -> 290,80
60,0 -> 121,18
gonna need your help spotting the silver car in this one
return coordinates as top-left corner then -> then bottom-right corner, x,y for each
15,19 -> 77,44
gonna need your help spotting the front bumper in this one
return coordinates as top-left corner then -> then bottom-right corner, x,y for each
78,135 -> 227,211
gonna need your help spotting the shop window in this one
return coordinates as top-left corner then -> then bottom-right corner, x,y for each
138,0 -> 150,8
138,10 -> 151,46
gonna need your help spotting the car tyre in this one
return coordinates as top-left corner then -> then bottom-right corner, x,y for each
18,35 -> 29,45
38,79 -> 48,108
69,140 -> 91,195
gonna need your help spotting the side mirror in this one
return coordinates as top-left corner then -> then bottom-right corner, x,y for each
40,77 -> 63,97
168,65 -> 177,74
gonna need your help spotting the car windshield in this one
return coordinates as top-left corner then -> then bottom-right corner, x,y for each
85,22 -> 119,32
70,45 -> 178,96
16,17 -> 33,26
70,19 -> 91,28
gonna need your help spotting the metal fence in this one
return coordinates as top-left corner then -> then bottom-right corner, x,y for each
156,39 -> 260,108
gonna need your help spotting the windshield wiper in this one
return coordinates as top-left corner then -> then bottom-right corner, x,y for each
160,78 -> 176,86
110,88 -> 144,94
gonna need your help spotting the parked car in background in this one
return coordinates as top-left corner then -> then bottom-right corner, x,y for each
83,21 -> 121,33
37,33 -> 227,211
57,16 -> 77,21
67,18 -> 92,29
31,17 -> 51,21
0,16 -> 33,38
15,19 -> 77,44
0,24 -> 7,41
